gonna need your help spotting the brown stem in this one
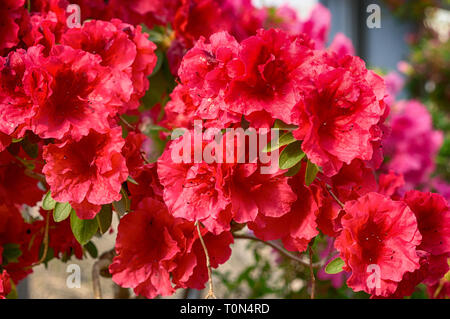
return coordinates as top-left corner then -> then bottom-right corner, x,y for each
195,222 -> 216,299
309,246 -> 315,299
23,169 -> 48,188
233,233 -> 321,268
32,211 -> 50,267
92,250 -> 115,299
326,184 -> 345,209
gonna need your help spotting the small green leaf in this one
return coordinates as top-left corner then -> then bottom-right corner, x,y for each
263,132 -> 297,153
150,50 -> 164,77
2,243 -> 22,264
127,176 -> 139,185
70,211 -> 99,246
285,161 -> 302,177
84,241 -> 98,259
279,141 -> 305,170
112,189 -> 130,216
325,257 -> 345,275
305,160 -> 320,186
11,137 -> 24,143
53,202 -> 72,222
96,205 -> 113,234
42,191 -> 56,211
273,119 -> 298,131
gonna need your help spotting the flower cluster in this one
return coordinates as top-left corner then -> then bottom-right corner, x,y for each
0,0 -> 448,300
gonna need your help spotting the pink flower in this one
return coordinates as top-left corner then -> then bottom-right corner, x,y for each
384,100 -> 443,189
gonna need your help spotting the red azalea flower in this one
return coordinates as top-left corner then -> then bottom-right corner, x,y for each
0,270 -> 11,299
174,0 -> 233,48
110,197 -> 233,298
29,45 -> 123,140
0,48 -> 39,137
0,204 -> 38,283
335,192 -> 421,296
0,0 -> 27,55
128,163 -> 164,209
404,191 -> 450,256
33,209 -> 84,260
0,150 -> 44,207
316,159 -> 377,237
293,54 -> 387,176
248,163 -> 319,252
226,29 -> 314,125
111,20 -> 158,111
178,31 -> 241,128
157,131 -> 296,234
43,127 -> 128,219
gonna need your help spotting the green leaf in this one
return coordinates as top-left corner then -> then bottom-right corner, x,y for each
84,241 -> 98,259
96,205 -> 113,234
127,176 -> 139,185
112,189 -> 130,216
70,211 -> 99,246
150,49 -> 164,77
305,160 -> 320,186
279,141 -> 305,170
11,137 -> 24,143
285,161 -> 302,177
263,132 -> 297,153
53,202 -> 72,223
273,119 -> 298,131
42,191 -> 56,211
2,243 -> 22,264
325,257 -> 345,275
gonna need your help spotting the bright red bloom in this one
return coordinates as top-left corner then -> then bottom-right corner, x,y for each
174,0 -> 233,48
0,204 -> 38,283
61,20 -> 136,103
29,45 -> 124,140
335,192 -> 421,296
43,127 -> 128,219
0,150 -> 44,207
404,191 -> 450,257
0,48 -> 40,137
226,29 -> 314,126
110,197 -> 233,298
248,164 -> 319,252
157,131 -> 296,234
112,20 -> 158,111
316,159 -> 377,237
293,54 -> 387,176
33,209 -> 84,260
177,31 -> 241,128
0,0 -> 27,55
0,270 -> 11,299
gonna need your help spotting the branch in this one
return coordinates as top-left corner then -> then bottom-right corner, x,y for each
195,222 -> 216,299
326,184 -> 345,209
233,233 -> 321,268
92,250 -> 115,299
32,211 -> 50,267
309,246 -> 315,299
